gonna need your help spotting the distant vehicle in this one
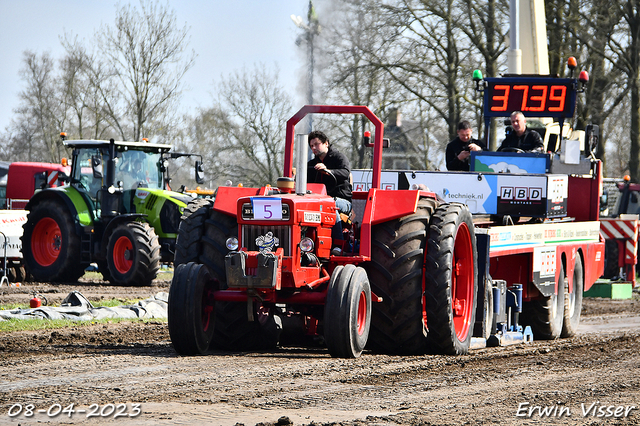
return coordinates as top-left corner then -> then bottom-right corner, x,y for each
0,161 -> 70,283
21,136 -> 204,286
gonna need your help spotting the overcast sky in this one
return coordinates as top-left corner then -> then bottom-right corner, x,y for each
0,0 -> 310,133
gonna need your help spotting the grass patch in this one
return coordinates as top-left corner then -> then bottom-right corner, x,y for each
0,297 -> 144,311
0,317 -> 166,333
0,297 -> 169,333
81,268 -> 173,282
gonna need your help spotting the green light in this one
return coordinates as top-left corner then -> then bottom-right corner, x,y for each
473,69 -> 483,81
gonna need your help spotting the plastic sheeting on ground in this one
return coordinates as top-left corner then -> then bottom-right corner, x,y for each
0,291 -> 168,321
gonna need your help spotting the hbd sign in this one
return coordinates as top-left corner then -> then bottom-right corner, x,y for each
500,186 -> 543,202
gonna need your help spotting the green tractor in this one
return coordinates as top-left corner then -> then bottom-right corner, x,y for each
21,137 -> 204,285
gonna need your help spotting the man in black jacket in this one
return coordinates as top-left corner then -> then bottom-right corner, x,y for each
307,130 -> 352,253
446,121 -> 486,171
498,111 -> 544,153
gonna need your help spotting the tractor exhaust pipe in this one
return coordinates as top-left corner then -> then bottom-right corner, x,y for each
295,134 -> 308,196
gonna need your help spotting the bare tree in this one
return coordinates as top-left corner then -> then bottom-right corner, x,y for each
185,65 -> 293,188
93,0 -> 195,141
12,51 -> 67,162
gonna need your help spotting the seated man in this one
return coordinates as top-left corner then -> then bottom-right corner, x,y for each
446,120 -> 486,171
306,130 -> 352,253
498,111 -> 544,153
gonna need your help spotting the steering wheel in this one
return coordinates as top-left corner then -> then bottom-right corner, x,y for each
498,147 -> 525,154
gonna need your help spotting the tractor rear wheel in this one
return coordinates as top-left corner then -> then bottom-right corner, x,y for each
367,198 -> 436,354
523,263 -> 565,339
106,222 -> 161,286
425,203 -> 478,355
324,265 -> 372,358
562,255 -> 584,337
21,200 -> 84,282
168,262 -> 217,355
174,198 -> 214,267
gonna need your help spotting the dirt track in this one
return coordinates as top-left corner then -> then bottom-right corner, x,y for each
0,278 -> 639,426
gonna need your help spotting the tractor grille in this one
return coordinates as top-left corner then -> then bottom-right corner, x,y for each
145,193 -> 159,210
241,225 -> 291,256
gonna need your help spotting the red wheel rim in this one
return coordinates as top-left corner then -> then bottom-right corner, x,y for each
112,236 -> 133,274
357,290 -> 367,336
452,221 -> 474,341
31,217 -> 62,267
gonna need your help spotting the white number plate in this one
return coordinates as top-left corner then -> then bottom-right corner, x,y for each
252,197 -> 282,220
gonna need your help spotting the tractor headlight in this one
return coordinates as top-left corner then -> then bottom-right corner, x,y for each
299,237 -> 314,253
226,237 -> 239,251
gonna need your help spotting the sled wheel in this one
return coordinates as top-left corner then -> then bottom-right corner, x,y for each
562,254 -> 584,337
168,262 -> 217,355
523,263 -> 565,339
367,198 -> 436,354
174,198 -> 214,267
324,265 -> 372,358
425,203 -> 478,355
474,274 -> 494,340
603,239 -> 619,279
106,222 -> 160,286
22,199 -> 84,282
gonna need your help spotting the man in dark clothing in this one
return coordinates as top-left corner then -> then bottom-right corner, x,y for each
307,130 -> 352,253
307,130 -> 352,210
498,111 -> 545,153
446,121 -> 486,171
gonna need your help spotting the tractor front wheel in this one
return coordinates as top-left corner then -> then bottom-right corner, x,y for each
21,200 -> 84,282
168,262 -> 217,355
106,222 -> 161,286
324,265 -> 372,358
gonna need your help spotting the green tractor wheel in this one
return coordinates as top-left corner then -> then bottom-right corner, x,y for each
106,222 -> 161,286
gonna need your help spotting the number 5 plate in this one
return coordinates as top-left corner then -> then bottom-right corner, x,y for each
251,197 -> 282,220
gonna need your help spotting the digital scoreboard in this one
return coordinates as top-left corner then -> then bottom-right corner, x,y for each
483,77 -> 577,119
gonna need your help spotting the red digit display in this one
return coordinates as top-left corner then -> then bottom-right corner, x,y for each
487,80 -> 572,117
492,85 -> 510,111
548,85 -> 566,112
527,85 -> 548,112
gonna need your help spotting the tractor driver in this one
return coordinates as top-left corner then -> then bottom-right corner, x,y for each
307,130 -> 352,253
498,111 -> 544,153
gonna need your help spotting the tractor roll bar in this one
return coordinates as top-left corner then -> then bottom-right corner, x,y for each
284,105 -> 385,190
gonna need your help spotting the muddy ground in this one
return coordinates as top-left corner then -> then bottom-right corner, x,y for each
0,277 -> 639,426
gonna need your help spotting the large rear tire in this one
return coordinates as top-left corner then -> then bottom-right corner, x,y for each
168,262 -> 217,355
324,265 -> 372,358
21,200 -> 84,282
174,198 -> 214,267
106,221 -> 161,286
561,255 -> 583,337
425,203 -> 478,355
367,198 -> 436,354
523,263 -> 565,339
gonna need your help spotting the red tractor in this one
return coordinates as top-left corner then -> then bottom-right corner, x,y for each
168,105 -> 477,358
